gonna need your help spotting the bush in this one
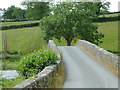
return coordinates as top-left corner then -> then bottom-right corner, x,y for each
17,49 -> 59,78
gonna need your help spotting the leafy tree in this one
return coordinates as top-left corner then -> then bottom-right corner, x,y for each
3,5 -> 16,20
40,2 -> 104,46
2,6 -> 25,20
95,1 -> 110,15
21,0 -> 50,20
2,8 -> 6,20
12,7 -> 25,19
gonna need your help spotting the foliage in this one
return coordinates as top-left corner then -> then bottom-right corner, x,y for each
2,5 -> 16,20
40,2 -> 104,46
18,49 -> 59,78
21,1 -> 50,20
2,5 -> 25,20
95,1 -> 110,15
12,7 -> 25,19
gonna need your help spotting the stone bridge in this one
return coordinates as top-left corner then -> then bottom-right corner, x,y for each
14,40 -> 119,89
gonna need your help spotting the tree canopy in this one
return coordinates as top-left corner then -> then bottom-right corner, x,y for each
2,5 -> 25,20
40,2 -> 105,46
21,1 -> 50,20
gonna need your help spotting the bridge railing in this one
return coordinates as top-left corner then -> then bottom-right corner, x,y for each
76,40 -> 119,71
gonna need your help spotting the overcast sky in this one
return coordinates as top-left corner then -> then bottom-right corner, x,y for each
0,0 -> 119,12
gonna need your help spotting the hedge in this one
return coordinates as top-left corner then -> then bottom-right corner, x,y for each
93,16 -> 119,22
1,22 -> 39,30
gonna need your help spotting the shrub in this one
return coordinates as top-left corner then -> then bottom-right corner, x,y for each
17,49 -> 59,78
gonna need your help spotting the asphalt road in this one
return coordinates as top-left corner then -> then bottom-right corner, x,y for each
58,46 -> 118,88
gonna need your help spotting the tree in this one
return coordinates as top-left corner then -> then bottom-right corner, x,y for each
21,0 -> 50,20
12,8 -> 25,19
3,5 -> 16,20
2,8 -> 6,20
95,1 -> 110,15
40,2 -> 104,46
2,6 -> 25,20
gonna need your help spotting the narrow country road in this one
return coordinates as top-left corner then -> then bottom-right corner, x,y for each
58,46 -> 118,88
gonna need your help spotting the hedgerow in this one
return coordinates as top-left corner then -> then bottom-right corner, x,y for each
17,49 -> 59,78
1,23 -> 39,30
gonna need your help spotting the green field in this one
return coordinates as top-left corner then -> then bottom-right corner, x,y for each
2,26 -> 46,54
2,20 -> 40,27
97,21 -> 118,54
1,26 -> 47,70
99,13 -> 119,17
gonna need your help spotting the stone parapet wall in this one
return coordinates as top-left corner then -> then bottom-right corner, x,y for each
14,40 -> 61,88
76,40 -> 119,70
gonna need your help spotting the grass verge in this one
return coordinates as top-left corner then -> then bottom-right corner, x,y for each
49,61 -> 65,88
2,76 -> 26,88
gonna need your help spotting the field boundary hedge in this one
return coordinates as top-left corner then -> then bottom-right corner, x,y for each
1,16 -> 119,30
93,16 -> 119,22
1,22 -> 39,30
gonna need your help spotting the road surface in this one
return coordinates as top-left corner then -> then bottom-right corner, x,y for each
58,46 -> 118,88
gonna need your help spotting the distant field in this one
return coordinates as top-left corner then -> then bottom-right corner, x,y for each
99,13 -> 119,17
97,21 -> 118,53
2,20 -> 40,27
2,26 -> 46,54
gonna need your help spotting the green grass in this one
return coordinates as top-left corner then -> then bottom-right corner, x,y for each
1,26 -> 47,70
2,76 -> 26,88
2,20 -> 40,27
1,53 -> 21,70
97,21 -> 118,53
2,26 -> 47,54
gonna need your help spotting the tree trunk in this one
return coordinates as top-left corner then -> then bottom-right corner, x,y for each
67,39 -> 72,46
